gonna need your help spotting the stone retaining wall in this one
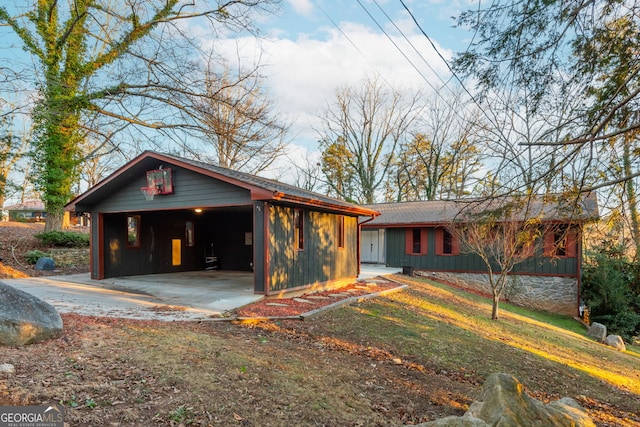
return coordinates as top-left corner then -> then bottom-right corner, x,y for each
416,270 -> 578,316
50,248 -> 90,267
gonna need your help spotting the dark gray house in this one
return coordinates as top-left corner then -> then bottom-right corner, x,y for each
66,151 -> 379,295
361,195 -> 599,315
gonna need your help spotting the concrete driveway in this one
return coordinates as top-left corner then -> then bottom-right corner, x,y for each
3,271 -> 261,321
3,265 -> 401,321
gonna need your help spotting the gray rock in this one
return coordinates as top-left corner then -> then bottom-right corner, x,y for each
0,363 -> 15,374
34,257 -> 55,271
0,282 -> 63,346
604,334 -> 626,351
587,322 -> 607,342
415,373 -> 595,427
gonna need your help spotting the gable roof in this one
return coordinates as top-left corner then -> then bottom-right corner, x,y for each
362,193 -> 599,227
3,200 -> 45,211
66,151 -> 379,217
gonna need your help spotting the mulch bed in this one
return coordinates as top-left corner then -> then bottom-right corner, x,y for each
235,279 -> 403,318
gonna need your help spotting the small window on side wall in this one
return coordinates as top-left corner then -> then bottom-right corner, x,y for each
337,215 -> 345,248
127,215 -> 140,248
294,208 -> 304,250
186,221 -> 194,247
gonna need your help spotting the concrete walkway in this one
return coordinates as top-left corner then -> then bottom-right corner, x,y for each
3,265 -> 401,321
358,264 -> 401,280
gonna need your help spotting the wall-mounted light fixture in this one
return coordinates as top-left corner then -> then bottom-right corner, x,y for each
195,208 -> 203,213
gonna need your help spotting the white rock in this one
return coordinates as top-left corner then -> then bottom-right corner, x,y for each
0,363 -> 15,374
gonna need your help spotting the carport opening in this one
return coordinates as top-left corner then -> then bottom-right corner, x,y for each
102,206 -> 255,279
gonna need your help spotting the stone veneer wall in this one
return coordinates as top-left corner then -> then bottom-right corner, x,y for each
50,248 -> 90,267
416,270 -> 578,316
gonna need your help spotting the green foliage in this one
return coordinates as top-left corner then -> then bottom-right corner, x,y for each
582,241 -> 640,342
168,405 -> 193,424
594,312 -> 640,344
34,230 -> 89,247
25,250 -> 51,264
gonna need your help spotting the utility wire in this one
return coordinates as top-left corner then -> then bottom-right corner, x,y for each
371,0 -> 451,91
354,0 -> 439,94
398,0 -> 482,114
314,1 -> 403,96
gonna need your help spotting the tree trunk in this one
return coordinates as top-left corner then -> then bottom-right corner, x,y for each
491,294 -> 500,320
45,207 -> 65,231
623,137 -> 640,259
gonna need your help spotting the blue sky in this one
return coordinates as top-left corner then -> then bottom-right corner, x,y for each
218,0 -> 476,168
0,0 -> 477,185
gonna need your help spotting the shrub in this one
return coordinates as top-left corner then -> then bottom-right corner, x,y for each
25,250 -> 51,264
582,241 -> 640,342
592,311 -> 640,343
34,231 -> 89,247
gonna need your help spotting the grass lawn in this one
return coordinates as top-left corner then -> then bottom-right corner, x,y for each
1,274 -> 638,426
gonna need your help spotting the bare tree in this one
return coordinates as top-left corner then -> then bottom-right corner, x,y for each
318,75 -> 424,204
76,138 -> 124,194
289,151 -> 323,193
384,90 -> 484,202
449,198 -> 543,320
182,54 -> 289,174
0,114 -> 29,208
0,0 -> 280,230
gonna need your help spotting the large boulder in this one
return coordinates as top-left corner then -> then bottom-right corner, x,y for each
587,322 -> 607,342
0,282 -> 63,346
34,257 -> 55,271
417,373 -> 595,427
604,334 -> 626,351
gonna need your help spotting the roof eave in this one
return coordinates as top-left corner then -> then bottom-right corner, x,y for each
272,194 -> 380,217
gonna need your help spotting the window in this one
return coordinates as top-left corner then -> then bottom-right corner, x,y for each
554,230 -> 567,256
294,208 -> 304,250
443,229 -> 453,254
126,215 -> 140,248
337,215 -> 345,248
405,228 -> 428,255
544,225 -> 577,258
412,228 -> 422,254
185,221 -> 194,247
436,227 -> 459,256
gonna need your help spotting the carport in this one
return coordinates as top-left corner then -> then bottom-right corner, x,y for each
66,151 -> 379,296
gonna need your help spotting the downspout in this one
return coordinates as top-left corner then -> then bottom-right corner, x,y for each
358,215 -> 378,275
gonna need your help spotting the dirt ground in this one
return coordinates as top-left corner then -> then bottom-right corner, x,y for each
0,222 -> 90,278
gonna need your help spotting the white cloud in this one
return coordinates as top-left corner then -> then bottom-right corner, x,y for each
287,0 -> 315,18
198,4 -> 457,177
255,22 -> 452,148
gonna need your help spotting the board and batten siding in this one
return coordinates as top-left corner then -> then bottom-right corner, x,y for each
385,227 -> 578,276
88,165 -> 251,213
267,205 -> 358,293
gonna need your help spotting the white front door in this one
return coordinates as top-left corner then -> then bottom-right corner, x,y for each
361,229 -> 384,263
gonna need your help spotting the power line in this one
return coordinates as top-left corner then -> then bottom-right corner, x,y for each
371,0 -> 450,91
397,0 -> 479,112
354,0 -> 439,94
358,0 -> 479,125
314,1 -> 404,96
